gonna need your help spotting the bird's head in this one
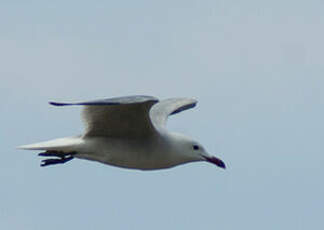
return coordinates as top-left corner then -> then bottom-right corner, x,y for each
170,133 -> 226,169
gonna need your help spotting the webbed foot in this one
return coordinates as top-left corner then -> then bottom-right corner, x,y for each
38,151 -> 76,167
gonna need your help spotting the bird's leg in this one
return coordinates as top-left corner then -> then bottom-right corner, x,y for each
39,151 -> 76,167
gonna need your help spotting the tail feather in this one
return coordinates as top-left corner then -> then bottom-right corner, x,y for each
18,136 -> 83,152
18,136 -> 82,167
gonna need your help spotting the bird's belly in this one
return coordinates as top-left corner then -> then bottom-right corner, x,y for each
76,151 -> 176,170
103,157 -> 176,170
74,137 -> 179,170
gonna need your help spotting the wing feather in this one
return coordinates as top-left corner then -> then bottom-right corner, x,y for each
50,96 -> 197,137
50,95 -> 159,138
149,98 -> 197,131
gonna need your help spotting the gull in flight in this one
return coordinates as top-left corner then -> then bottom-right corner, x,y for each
19,95 -> 225,170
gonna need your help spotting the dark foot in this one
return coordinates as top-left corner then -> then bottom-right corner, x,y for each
39,151 -> 76,167
41,156 -> 74,167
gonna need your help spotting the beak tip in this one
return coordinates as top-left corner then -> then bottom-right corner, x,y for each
205,156 -> 226,169
219,161 -> 226,169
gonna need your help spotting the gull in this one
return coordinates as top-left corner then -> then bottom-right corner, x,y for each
19,95 -> 225,170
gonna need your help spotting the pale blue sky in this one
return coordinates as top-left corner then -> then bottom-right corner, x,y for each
1,1 -> 324,229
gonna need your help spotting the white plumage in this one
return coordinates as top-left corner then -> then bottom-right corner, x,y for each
19,95 -> 225,170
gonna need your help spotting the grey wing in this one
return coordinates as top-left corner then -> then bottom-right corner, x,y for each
149,98 -> 197,131
50,95 -> 159,138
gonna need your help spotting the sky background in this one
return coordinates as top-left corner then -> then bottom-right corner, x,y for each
1,1 -> 324,229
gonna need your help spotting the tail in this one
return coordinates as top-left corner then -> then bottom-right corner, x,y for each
18,136 -> 83,167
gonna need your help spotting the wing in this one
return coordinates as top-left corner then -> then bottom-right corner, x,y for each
149,98 -> 197,131
50,95 -> 159,138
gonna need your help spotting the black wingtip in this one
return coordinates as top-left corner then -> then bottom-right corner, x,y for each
49,102 -> 71,106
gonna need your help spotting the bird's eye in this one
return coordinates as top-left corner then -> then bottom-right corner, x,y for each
193,145 -> 199,150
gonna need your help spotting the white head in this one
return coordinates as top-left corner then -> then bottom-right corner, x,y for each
168,133 -> 226,169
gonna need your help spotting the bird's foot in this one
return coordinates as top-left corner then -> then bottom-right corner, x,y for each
39,151 -> 76,167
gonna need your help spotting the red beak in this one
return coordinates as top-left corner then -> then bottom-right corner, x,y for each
204,156 -> 226,169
